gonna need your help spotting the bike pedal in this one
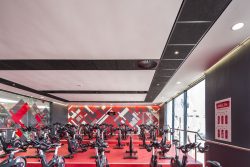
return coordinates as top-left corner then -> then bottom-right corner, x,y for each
0,154 -> 7,158
90,155 -> 97,159
64,155 -> 74,159
125,150 -> 137,153
123,154 -> 138,159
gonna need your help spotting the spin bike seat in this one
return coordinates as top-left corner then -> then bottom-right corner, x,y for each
6,147 -> 15,152
207,160 -> 222,167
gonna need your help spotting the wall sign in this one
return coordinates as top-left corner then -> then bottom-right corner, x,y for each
215,98 -> 231,142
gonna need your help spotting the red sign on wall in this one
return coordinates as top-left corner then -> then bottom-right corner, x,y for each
215,98 -> 231,142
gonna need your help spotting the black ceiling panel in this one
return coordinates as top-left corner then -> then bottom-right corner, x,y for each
169,23 -> 211,44
93,60 -> 117,70
42,90 -> 147,94
157,69 -> 176,77
162,45 -> 194,59
0,59 -> 159,70
154,76 -> 171,83
68,101 -> 148,103
159,60 -> 183,69
178,0 -> 232,21
116,60 -> 137,70
145,89 -> 162,102
145,0 -> 232,102
68,60 -> 96,70
150,79 -> 167,87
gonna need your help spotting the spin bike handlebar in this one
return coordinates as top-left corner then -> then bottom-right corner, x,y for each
126,128 -> 137,134
34,141 -> 61,150
146,140 -> 161,152
9,149 -> 23,155
159,128 -> 169,134
197,143 -> 209,153
172,139 -> 179,145
177,143 -> 196,154
21,126 -> 37,132
90,140 -> 108,149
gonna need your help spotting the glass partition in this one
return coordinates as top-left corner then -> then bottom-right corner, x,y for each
174,94 -> 184,144
166,101 -> 172,129
0,90 -> 50,129
187,80 -> 205,163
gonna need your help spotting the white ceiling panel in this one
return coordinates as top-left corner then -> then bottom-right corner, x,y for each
0,70 -> 155,91
0,83 -> 66,104
155,0 -> 250,102
51,93 -> 146,101
0,0 -> 182,60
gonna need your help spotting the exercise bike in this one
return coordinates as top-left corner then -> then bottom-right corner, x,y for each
158,128 -> 172,159
0,149 -> 26,167
146,139 -> 162,167
196,143 -> 222,167
123,128 -> 138,159
139,124 -> 148,149
36,142 -> 65,167
108,124 -> 115,138
148,125 -> 158,140
81,124 -> 94,139
99,124 -> 109,140
0,132 -> 27,158
91,137 -> 110,167
64,126 -> 88,159
113,127 -> 125,149
119,124 -> 130,140
9,130 -> 28,152
170,141 -> 196,167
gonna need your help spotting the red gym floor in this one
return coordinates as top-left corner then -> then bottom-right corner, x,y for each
0,136 -> 202,167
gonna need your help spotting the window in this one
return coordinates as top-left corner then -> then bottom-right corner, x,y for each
187,80 -> 205,136
166,101 -> 172,129
187,80 -> 205,164
174,94 -> 184,144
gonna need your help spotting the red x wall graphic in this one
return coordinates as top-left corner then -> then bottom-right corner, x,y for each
68,105 -> 160,129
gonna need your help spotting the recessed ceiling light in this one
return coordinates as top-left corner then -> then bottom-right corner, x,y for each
176,81 -> 182,85
174,51 -> 179,55
156,83 -> 160,86
232,23 -> 244,31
